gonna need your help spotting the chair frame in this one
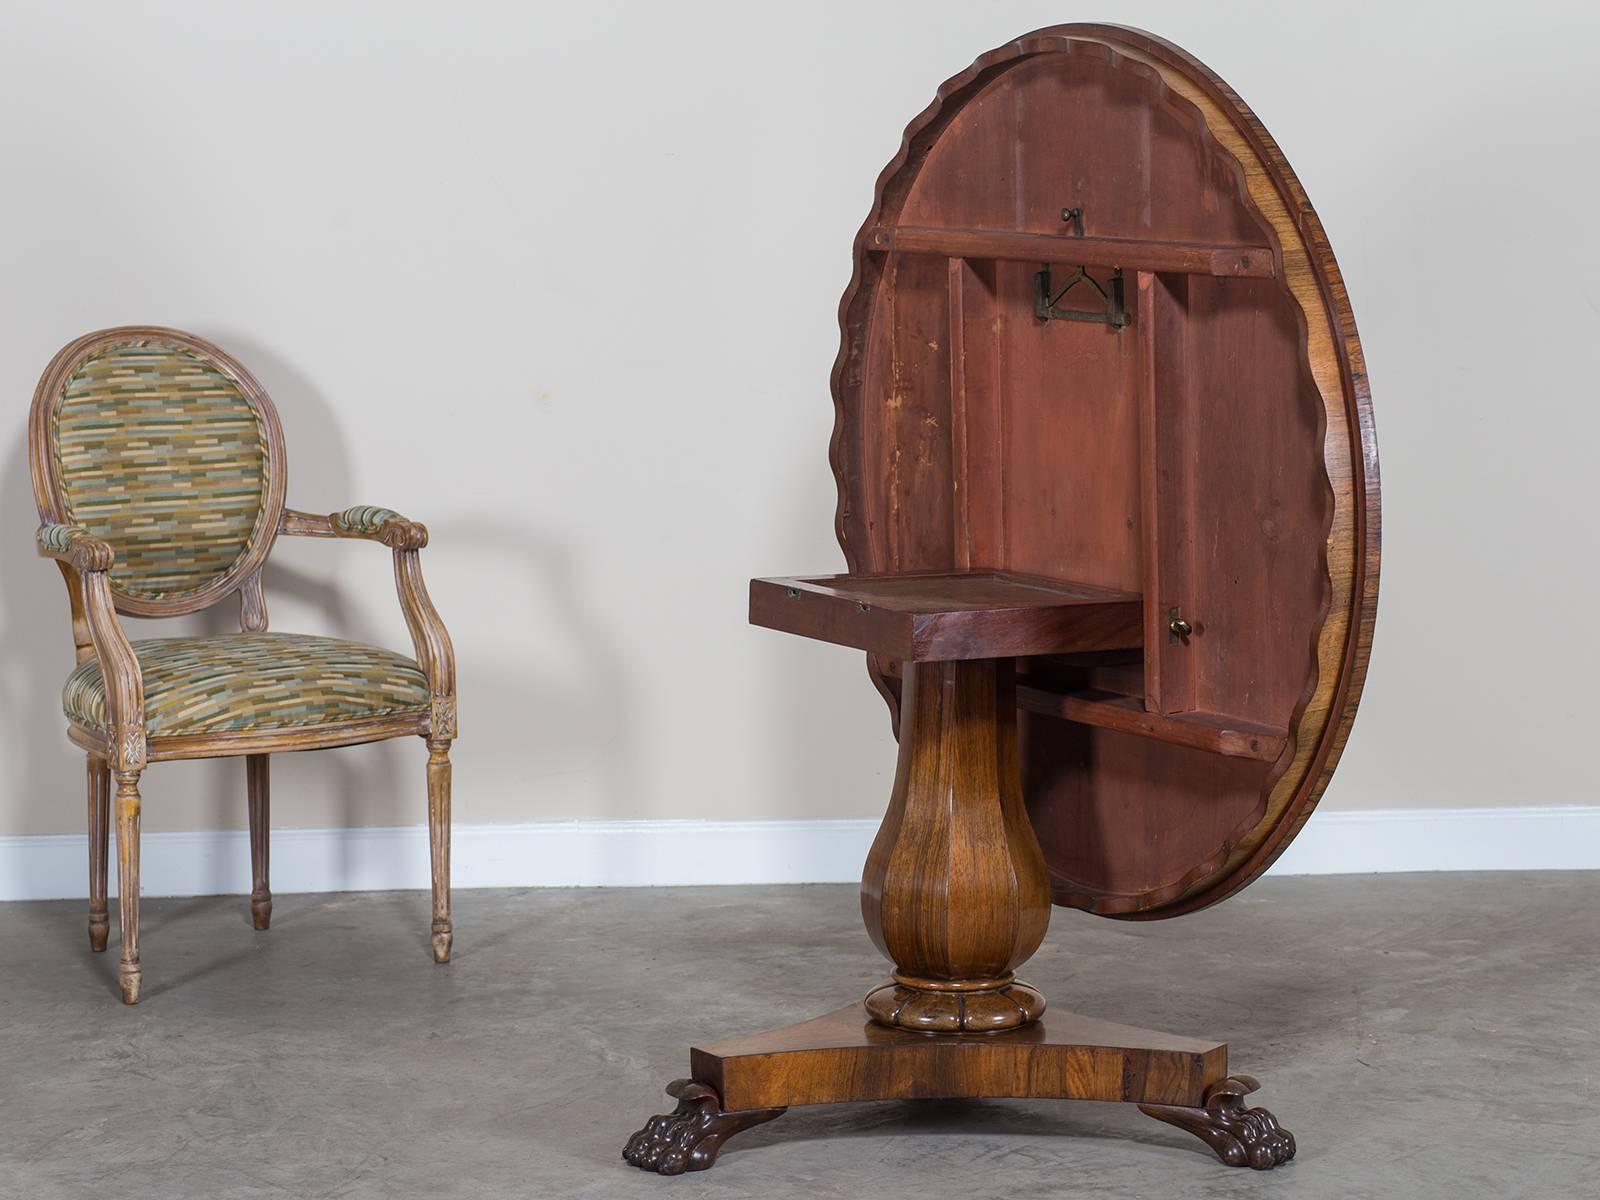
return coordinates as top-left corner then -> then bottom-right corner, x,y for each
29,326 -> 458,1004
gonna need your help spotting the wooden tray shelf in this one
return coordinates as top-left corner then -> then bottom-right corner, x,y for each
1017,684 -> 1287,762
864,225 -> 1275,277
749,570 -> 1142,661
875,655 -> 1287,762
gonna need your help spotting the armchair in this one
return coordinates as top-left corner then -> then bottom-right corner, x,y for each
28,327 -> 457,1003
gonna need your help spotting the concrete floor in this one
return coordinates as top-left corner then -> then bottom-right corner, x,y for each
1,874 -> 1595,1199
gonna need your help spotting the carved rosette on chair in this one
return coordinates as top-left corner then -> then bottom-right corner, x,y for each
625,24 -> 1378,1176
29,327 -> 459,1003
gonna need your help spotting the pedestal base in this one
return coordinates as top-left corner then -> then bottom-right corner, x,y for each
624,1004 -> 1294,1173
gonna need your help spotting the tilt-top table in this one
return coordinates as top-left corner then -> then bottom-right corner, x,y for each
624,23 -> 1379,1176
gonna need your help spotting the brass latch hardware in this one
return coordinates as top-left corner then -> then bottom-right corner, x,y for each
1034,265 -> 1128,328
1035,206 -> 1126,328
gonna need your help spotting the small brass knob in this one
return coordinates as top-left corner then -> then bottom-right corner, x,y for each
1168,611 -> 1193,642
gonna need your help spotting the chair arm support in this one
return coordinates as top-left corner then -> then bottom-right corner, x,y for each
279,507 -> 457,738
393,547 -> 458,738
35,525 -> 146,771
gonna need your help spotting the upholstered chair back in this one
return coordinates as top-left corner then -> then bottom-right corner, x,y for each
30,328 -> 287,616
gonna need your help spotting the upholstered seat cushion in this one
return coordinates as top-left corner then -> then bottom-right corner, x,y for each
64,633 -> 430,737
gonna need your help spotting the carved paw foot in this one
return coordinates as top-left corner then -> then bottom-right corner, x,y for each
622,1079 -> 785,1174
1139,1074 -> 1295,1169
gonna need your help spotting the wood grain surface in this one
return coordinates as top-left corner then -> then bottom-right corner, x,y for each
828,25 -> 1379,916
692,1003 -> 1225,1111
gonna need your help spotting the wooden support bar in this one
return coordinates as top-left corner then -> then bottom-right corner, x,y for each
947,258 -> 1004,569
865,226 -> 1275,278
1137,270 -> 1164,710
1017,684 -> 1286,762
1135,270 -> 1197,714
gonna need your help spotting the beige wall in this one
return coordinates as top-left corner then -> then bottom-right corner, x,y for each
2,1 -> 1595,837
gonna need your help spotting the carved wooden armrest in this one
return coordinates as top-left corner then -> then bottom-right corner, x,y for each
280,506 -> 428,550
37,523 -> 116,572
278,507 -> 456,738
36,524 -> 146,771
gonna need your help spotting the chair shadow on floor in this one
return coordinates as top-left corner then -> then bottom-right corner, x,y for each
2,895 -> 263,1003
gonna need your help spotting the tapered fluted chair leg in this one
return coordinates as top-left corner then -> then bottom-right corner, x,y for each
426,737 -> 452,963
112,770 -> 143,1004
87,756 -> 110,952
247,754 -> 272,930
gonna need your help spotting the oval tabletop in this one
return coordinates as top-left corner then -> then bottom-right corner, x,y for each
831,25 -> 1380,918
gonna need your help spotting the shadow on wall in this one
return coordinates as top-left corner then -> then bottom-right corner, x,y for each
769,442 -> 895,827
1,329 -> 636,860
214,332 -> 410,878
227,334 -> 639,828
419,521 -> 638,826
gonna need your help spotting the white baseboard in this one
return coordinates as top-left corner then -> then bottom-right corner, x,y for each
1,806 -> 1596,902
1264,805 -> 1600,874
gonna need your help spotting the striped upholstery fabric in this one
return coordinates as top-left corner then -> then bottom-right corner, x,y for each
63,634 -> 429,737
37,523 -> 92,554
51,339 -> 270,599
334,506 -> 400,535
